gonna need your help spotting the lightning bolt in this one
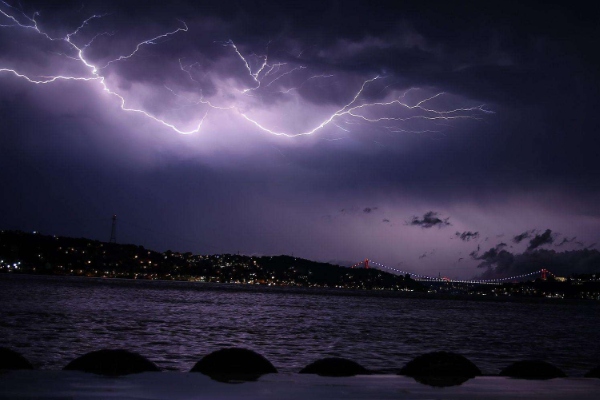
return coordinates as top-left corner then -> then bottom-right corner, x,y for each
0,2 -> 493,138
0,6 -> 212,134
218,40 -> 269,93
178,58 -> 204,83
276,74 -> 335,94
164,85 -> 233,111
239,76 -> 493,137
0,68 -> 100,84
264,65 -> 306,88
220,41 -> 317,96
99,20 -> 188,69
82,31 -> 116,50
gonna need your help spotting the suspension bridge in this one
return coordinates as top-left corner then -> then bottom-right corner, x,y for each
348,259 -> 554,285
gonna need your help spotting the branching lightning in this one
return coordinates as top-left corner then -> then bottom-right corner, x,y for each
238,76 -> 492,137
99,20 -> 188,69
218,40 -> 268,93
178,58 -> 205,84
0,4 -> 211,134
0,2 -> 493,138
276,74 -> 335,94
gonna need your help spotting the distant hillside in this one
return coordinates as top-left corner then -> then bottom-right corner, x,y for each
0,230 -> 425,292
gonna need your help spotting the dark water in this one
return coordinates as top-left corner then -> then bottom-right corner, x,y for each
1,275 -> 599,375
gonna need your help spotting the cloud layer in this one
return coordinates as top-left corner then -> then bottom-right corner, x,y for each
410,211 -> 451,228
1,0 -> 600,279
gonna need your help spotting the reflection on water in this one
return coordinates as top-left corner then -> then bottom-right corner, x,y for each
1,275 -> 599,375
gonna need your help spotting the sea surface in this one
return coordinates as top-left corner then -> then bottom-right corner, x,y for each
1,274 -> 599,375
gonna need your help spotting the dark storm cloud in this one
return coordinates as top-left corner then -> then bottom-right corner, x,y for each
363,207 -> 378,213
513,230 -> 534,244
472,242 -> 508,261
409,211 -> 450,229
474,245 -> 514,270
1,0 -> 600,268
9,1 -> 598,113
469,244 -> 481,258
455,231 -> 479,241
2,0 -> 600,192
556,236 -> 577,247
527,229 -> 554,251
382,219 -> 390,223
476,248 -> 600,279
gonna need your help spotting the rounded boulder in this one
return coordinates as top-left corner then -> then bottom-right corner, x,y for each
300,357 -> 370,377
399,351 -> 481,387
64,349 -> 160,376
190,348 -> 277,382
585,366 -> 600,378
500,360 -> 566,380
0,348 -> 34,370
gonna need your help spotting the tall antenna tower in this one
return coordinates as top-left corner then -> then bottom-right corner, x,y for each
109,214 -> 117,244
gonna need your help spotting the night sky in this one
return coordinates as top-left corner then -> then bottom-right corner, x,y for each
1,0 -> 599,279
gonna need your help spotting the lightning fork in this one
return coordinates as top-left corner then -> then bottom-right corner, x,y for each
1,3 -> 492,138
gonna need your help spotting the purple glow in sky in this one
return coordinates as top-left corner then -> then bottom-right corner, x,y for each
1,0 -> 599,279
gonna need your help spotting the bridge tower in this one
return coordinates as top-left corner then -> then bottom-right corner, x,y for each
109,214 -> 117,244
364,259 -> 369,269
541,269 -> 547,280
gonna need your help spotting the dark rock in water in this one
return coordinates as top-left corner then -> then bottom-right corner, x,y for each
500,360 -> 566,379
585,366 -> 600,378
64,349 -> 160,376
300,357 -> 370,377
399,351 -> 481,387
190,348 -> 277,383
0,348 -> 34,370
